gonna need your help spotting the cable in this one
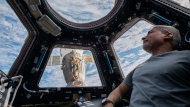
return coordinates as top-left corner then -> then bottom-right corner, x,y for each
9,75 -> 23,107
185,30 -> 190,43
23,83 -> 37,93
23,83 -> 49,93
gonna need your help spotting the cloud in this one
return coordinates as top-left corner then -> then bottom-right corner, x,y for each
47,0 -> 114,23
0,1 -> 27,74
39,65 -> 67,87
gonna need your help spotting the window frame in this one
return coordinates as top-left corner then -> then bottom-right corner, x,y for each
38,45 -> 105,88
151,0 -> 190,17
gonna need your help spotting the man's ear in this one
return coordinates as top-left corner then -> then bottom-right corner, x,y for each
164,33 -> 173,40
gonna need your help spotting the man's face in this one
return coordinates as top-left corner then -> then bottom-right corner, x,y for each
142,28 -> 168,53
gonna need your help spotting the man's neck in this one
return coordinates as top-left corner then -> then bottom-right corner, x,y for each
151,45 -> 173,56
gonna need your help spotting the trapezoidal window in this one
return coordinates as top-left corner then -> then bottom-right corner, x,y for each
0,1 -> 27,74
46,0 -> 115,23
39,47 -> 102,87
113,20 -> 153,76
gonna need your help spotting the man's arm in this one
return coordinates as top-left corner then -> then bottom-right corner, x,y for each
103,82 -> 132,107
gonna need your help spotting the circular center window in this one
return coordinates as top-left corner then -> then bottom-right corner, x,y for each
47,0 -> 115,23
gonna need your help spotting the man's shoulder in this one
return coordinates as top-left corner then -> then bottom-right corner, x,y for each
168,50 -> 190,60
177,50 -> 190,52
170,50 -> 190,55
